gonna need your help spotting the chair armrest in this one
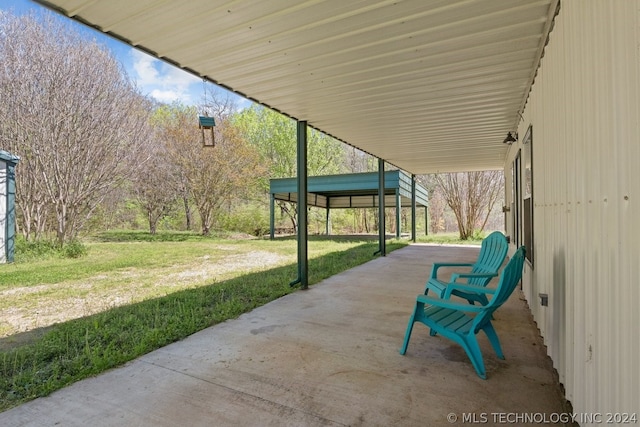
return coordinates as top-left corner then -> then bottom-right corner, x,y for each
430,262 -> 474,279
450,271 -> 498,282
416,294 -> 484,312
443,283 -> 497,299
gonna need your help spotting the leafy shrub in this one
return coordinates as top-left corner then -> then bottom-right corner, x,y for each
14,236 -> 88,261
471,229 -> 486,241
218,205 -> 270,236
14,236 -> 58,261
62,239 -> 88,258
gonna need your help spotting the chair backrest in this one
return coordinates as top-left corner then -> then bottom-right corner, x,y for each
468,231 -> 509,286
473,246 -> 526,331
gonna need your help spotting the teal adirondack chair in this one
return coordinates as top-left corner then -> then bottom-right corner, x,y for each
425,231 -> 509,306
400,246 -> 526,379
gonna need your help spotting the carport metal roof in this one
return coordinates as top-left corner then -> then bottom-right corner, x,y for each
270,170 -> 428,209
34,0 -> 559,174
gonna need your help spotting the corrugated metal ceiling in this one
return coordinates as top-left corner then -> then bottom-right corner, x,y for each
34,0 -> 557,174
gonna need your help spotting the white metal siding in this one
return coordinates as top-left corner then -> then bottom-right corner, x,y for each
506,0 -> 640,420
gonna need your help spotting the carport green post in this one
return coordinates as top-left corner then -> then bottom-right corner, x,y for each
269,193 -> 275,240
411,174 -> 416,242
290,120 -> 308,289
377,158 -> 386,256
395,188 -> 401,238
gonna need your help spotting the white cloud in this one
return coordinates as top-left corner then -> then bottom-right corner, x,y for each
129,49 -> 200,104
234,97 -> 253,112
150,89 -> 181,103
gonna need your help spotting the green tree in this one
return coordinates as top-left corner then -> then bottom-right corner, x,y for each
232,105 -> 346,230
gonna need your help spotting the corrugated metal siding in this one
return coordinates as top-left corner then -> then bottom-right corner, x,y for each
506,0 -> 640,420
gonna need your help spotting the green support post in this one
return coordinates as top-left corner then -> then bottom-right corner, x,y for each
269,193 -> 275,240
411,174 -> 417,242
377,159 -> 386,256
290,120 -> 308,289
425,206 -> 429,235
395,188 -> 401,239
326,207 -> 331,236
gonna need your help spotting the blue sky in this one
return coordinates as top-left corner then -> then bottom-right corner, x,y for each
1,0 -> 248,109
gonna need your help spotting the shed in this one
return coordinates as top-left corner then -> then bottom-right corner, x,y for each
269,170 -> 428,239
0,150 -> 20,263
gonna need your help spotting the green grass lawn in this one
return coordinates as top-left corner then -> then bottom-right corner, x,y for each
0,231 -> 408,412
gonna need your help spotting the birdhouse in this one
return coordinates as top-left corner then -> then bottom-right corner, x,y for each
198,116 -> 216,147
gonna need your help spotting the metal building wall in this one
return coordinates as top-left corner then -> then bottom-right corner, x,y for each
505,0 -> 640,420
0,160 -> 6,263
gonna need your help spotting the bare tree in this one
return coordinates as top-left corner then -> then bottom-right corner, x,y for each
0,12 -> 149,245
131,132 -> 180,234
176,169 -> 194,231
433,171 -> 504,240
158,103 -> 264,235
201,90 -> 237,122
343,147 -> 379,233
416,174 -> 446,233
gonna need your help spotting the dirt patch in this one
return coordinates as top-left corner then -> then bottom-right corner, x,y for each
225,232 -> 258,240
0,250 -> 291,344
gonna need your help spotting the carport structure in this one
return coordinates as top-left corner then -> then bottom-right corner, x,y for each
269,170 -> 428,240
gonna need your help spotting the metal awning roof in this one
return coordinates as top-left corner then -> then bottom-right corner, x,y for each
34,0 -> 558,174
0,150 -> 20,164
270,170 -> 428,209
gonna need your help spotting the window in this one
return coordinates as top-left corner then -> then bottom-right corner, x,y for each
522,126 -> 534,266
511,152 -> 521,247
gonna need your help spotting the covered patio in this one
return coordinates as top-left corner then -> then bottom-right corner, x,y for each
0,244 -> 568,426
25,0 -> 640,420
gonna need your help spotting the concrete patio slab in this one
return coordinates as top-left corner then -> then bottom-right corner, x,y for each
0,244 -> 569,426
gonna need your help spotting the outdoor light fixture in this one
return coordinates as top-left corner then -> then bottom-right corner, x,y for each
503,132 -> 518,144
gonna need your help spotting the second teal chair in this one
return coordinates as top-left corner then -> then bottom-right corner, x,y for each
425,231 -> 509,306
401,246 -> 526,379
